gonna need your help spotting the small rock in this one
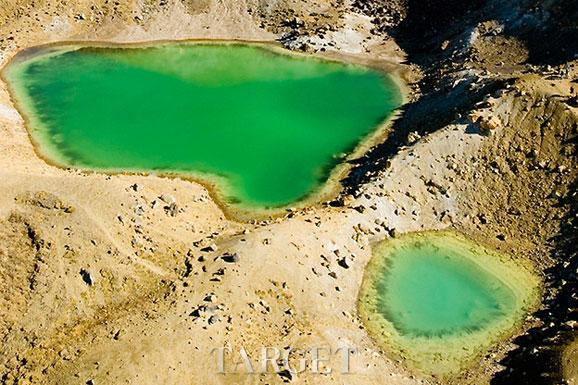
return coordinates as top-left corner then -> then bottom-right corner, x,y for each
278,369 -> 293,382
337,257 -> 350,269
80,269 -> 93,286
189,305 -> 206,318
469,111 -> 501,135
406,131 -> 421,145
134,205 -> 145,216
221,253 -> 240,263
203,293 -> 217,302
478,214 -> 488,224
159,194 -> 176,204
200,243 -> 217,252
164,202 -> 178,216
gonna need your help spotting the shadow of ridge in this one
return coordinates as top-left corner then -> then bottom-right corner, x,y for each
387,0 -> 578,67
340,78 -> 506,196
491,173 -> 578,385
391,0 -> 489,66
501,0 -> 578,66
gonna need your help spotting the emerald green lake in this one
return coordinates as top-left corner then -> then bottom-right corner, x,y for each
374,239 -> 517,337
4,43 -> 401,208
360,232 -> 539,374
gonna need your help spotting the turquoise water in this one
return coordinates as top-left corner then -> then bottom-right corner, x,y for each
360,232 -> 539,374
4,43 -> 401,208
374,238 -> 517,337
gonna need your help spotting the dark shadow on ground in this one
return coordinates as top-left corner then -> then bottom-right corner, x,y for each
392,0 -> 489,66
341,78 -> 505,194
464,123 -> 483,135
491,155 -> 578,385
502,0 -> 578,66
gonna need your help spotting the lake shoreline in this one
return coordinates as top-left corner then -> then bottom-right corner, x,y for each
1,39 -> 409,222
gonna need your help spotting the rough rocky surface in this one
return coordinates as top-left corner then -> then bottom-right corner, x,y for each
0,1 -> 576,385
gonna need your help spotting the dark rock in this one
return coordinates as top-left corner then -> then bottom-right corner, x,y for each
221,253 -> 240,263
338,258 -> 350,269
200,244 -> 217,252
278,369 -> 293,382
80,269 -> 93,286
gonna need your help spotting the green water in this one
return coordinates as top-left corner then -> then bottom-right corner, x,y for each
374,237 -> 517,338
361,232 -> 538,374
4,43 -> 401,208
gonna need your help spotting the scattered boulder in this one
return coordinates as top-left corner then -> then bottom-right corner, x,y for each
221,253 -> 240,263
159,194 -> 176,204
278,369 -> 293,382
79,269 -> 93,286
164,202 -> 178,216
200,243 -> 217,252
469,111 -> 501,135
338,257 -> 350,269
406,131 -> 421,144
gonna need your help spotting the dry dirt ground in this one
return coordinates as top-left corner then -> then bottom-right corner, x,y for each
0,1 -> 576,385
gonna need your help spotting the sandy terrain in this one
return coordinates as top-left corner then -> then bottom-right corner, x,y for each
0,1 -> 576,385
